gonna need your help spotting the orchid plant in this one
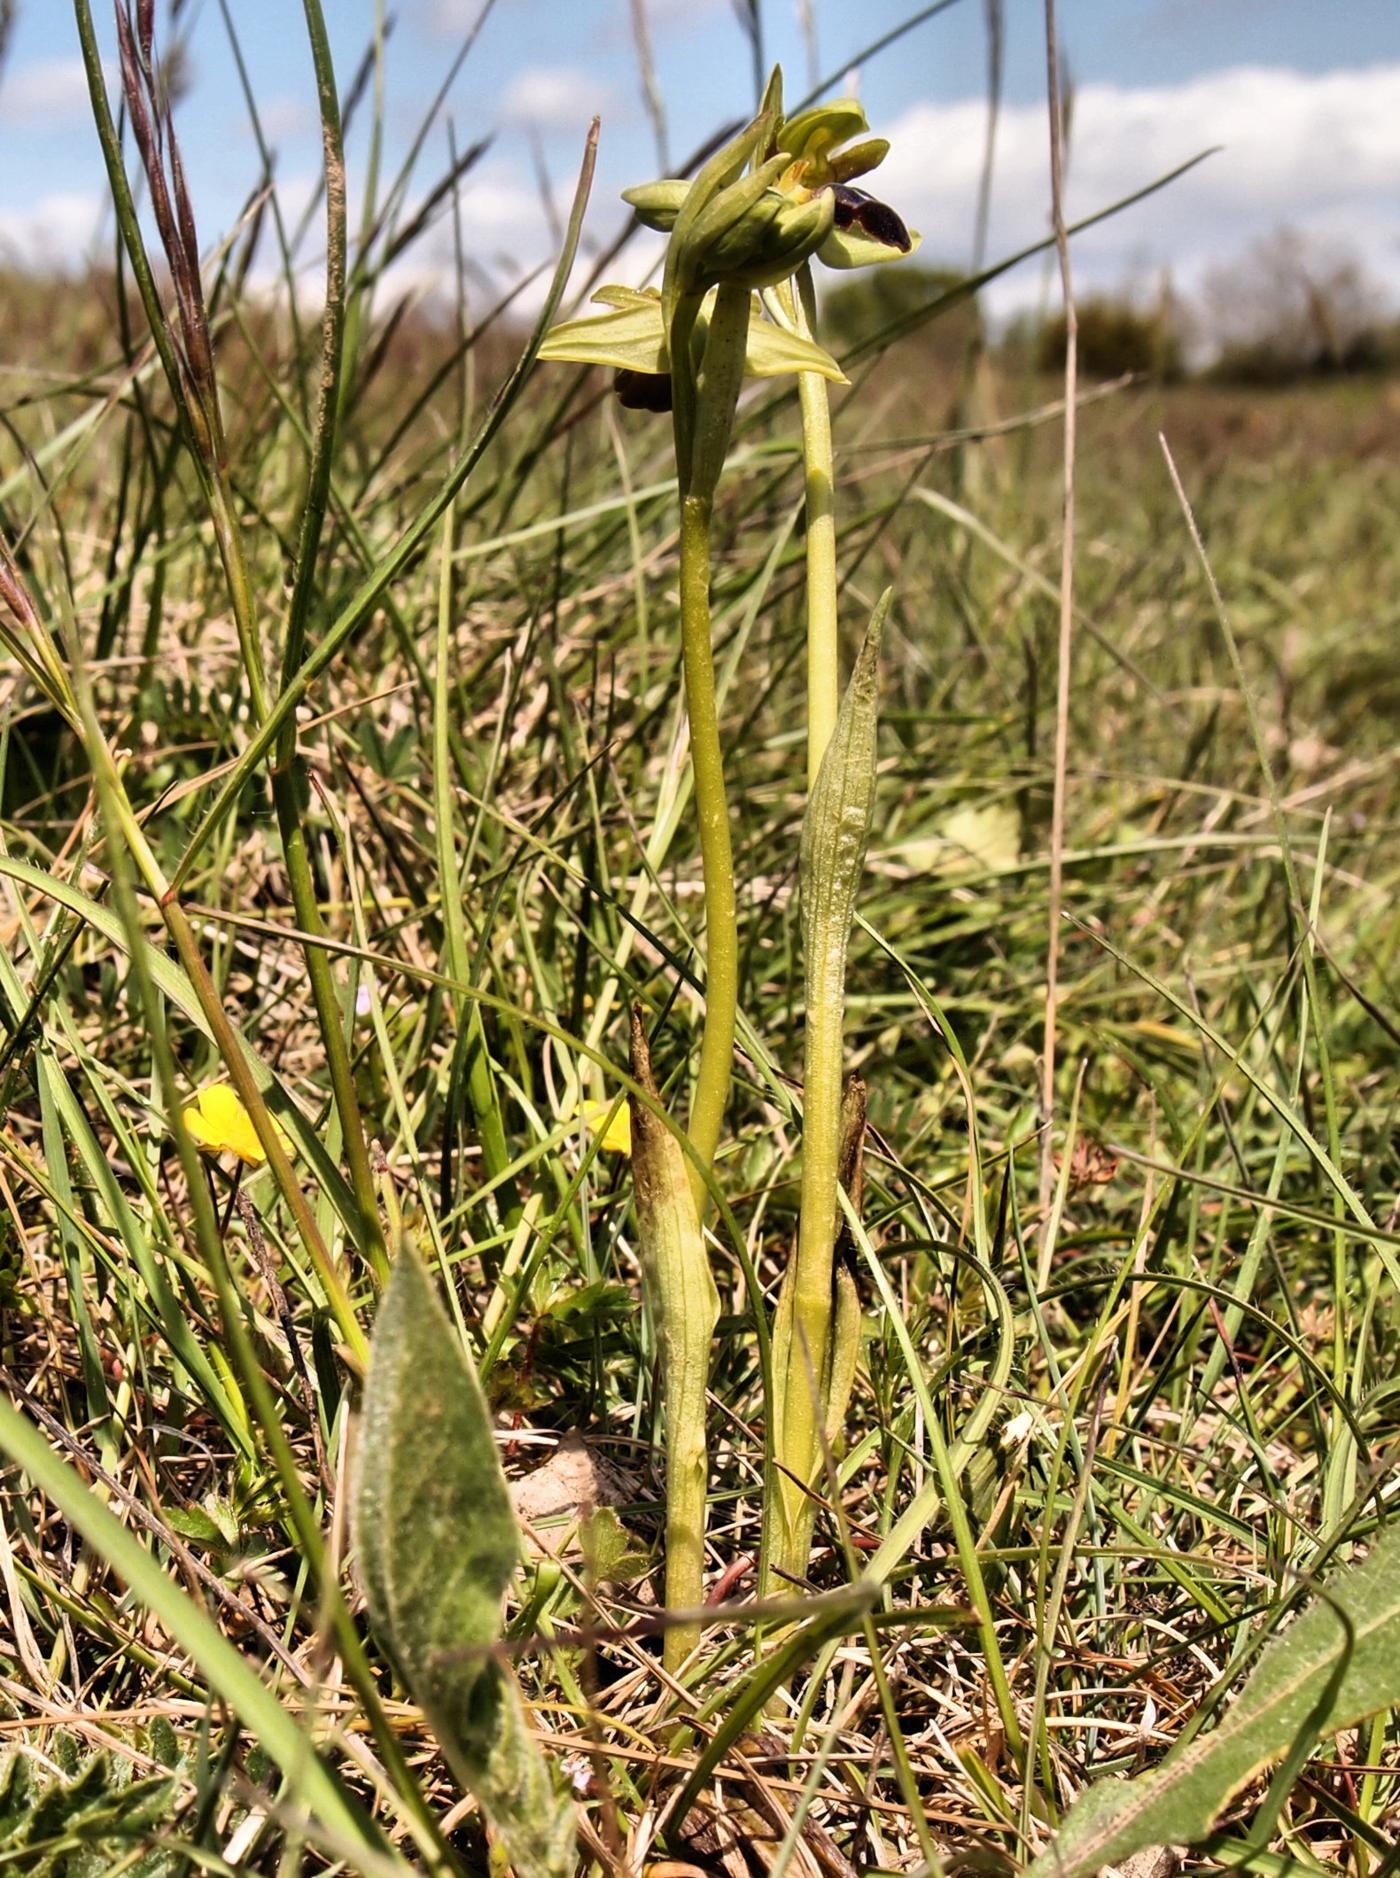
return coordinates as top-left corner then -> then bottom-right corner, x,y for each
541,70 -> 919,1651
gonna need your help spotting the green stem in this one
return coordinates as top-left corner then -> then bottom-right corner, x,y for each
79,0 -> 386,1280
77,687 -> 455,1870
677,490 -> 738,1201
270,783 -> 388,1281
671,283 -> 750,1203
281,0 -> 348,697
790,266 -> 840,787
206,470 -> 270,722
219,304 -> 383,1279
168,118 -> 599,896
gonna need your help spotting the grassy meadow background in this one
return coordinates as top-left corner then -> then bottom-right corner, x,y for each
1,2 -> 1399,1872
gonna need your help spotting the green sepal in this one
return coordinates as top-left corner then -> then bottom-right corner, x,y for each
538,300 -> 669,374
539,287 -> 846,383
778,99 -> 869,160
741,307 -> 846,381
590,283 -> 661,311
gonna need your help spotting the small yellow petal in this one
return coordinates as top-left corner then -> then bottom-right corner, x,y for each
575,1098 -> 631,1157
182,1084 -> 292,1167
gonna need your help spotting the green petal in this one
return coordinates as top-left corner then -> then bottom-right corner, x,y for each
818,224 -> 923,270
539,286 -> 846,384
831,137 -> 890,183
538,301 -> 669,373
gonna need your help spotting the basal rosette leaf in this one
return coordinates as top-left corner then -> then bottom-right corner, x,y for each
355,1246 -> 574,1878
1029,1523 -> 1400,1878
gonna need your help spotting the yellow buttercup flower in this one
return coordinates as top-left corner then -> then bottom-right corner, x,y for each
182,1084 -> 292,1167
576,1097 -> 631,1157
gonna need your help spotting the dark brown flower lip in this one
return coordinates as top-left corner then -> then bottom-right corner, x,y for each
615,367 -> 675,412
831,184 -> 912,252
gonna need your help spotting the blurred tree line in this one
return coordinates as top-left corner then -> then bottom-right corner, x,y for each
1003,227 -> 1400,385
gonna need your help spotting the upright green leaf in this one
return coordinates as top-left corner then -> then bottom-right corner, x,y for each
628,1007 -> 719,1669
799,595 -> 887,988
770,592 -> 887,1579
355,1247 -> 574,1878
1029,1524 -> 1400,1878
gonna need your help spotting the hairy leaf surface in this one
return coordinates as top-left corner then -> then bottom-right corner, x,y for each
1029,1525 -> 1400,1878
355,1246 -> 574,1878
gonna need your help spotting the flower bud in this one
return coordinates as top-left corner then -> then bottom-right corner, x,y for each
621,178 -> 689,232
676,160 -> 835,293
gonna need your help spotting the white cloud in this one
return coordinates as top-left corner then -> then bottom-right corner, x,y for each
501,65 -> 620,130
254,95 -> 314,143
368,159 -> 566,304
358,61 -> 1400,326
590,0 -> 726,40
0,193 -> 103,266
1,57 -> 96,125
876,61 -> 1400,316
423,0 -> 478,32
455,161 -> 556,246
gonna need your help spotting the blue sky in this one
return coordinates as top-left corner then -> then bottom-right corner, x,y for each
2,1 -> 1398,313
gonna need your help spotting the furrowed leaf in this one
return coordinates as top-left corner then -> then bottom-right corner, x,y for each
628,1008 -> 719,1669
1028,1523 -> 1400,1878
800,592 -> 887,1044
770,597 -> 886,1564
822,1078 -> 868,1444
355,1246 -> 574,1878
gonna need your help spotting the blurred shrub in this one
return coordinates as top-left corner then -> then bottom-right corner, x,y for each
820,262 -> 982,364
1035,296 -> 1183,379
1204,228 -> 1394,384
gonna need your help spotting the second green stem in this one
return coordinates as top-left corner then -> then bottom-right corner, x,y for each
771,263 -> 846,1582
